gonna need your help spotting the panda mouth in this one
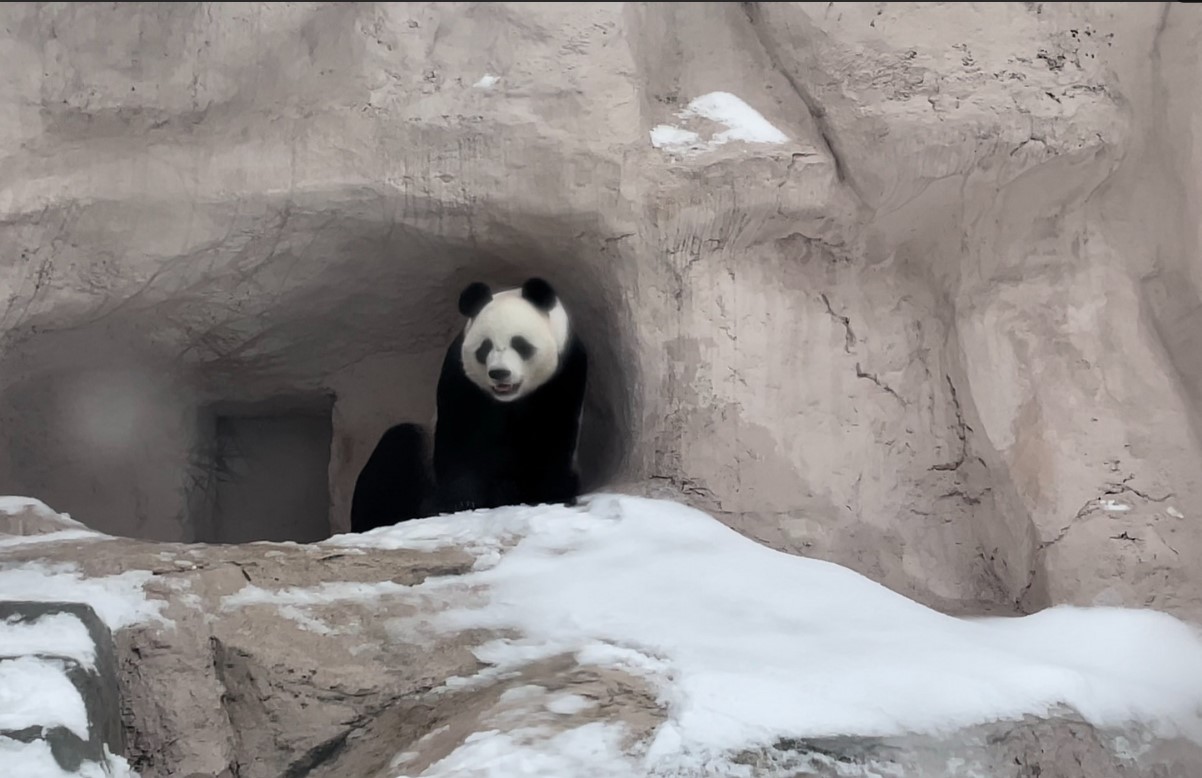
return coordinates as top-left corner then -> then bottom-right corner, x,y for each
491,381 -> 521,397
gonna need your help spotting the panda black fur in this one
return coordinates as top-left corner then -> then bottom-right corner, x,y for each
432,277 -> 588,513
350,422 -> 430,533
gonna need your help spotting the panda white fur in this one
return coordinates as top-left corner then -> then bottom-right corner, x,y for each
349,277 -> 588,532
431,277 -> 588,514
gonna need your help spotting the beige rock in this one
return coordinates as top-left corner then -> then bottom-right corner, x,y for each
4,500 -> 1201,777
0,528 -> 666,777
0,2 -> 1199,621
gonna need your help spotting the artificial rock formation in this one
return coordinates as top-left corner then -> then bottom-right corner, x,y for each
4,501 -> 1202,778
0,2 -> 1200,624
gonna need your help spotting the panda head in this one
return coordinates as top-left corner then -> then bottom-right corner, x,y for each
458,277 -> 570,403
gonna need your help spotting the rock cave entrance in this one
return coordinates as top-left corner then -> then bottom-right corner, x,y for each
197,398 -> 335,544
0,205 -> 638,543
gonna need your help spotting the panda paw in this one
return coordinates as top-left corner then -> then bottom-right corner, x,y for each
529,470 -> 580,508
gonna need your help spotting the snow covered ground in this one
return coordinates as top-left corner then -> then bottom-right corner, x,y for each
5,493 -> 1202,776
330,494 -> 1202,776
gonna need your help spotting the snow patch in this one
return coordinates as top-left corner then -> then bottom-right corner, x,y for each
0,612 -> 96,669
0,496 -> 104,549
360,494 -> 1202,772
0,738 -> 138,778
682,92 -> 790,144
221,580 -> 414,634
400,722 -> 635,778
498,684 -> 545,704
323,502 -> 598,563
546,693 -> 594,716
651,91 -> 788,156
0,529 -> 107,550
0,656 -> 88,739
473,74 -> 500,89
222,580 -> 412,609
648,125 -> 702,151
1100,499 -> 1132,512
0,563 -> 165,630
0,496 -> 78,520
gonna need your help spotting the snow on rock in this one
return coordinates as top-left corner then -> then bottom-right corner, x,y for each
390,680 -> 639,778
0,563 -> 166,630
323,504 -> 587,560
650,91 -> 789,155
407,722 -> 636,778
679,92 -> 789,144
0,611 -> 97,669
0,529 -> 109,551
330,494 -> 1202,773
221,580 -> 413,635
0,496 -> 103,546
648,125 -> 702,152
545,693 -> 595,716
0,496 -> 77,519
0,576 -> 147,776
0,656 -> 89,739
0,738 -> 138,778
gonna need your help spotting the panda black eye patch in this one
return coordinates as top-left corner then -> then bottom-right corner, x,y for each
511,336 -> 536,360
475,339 -> 493,364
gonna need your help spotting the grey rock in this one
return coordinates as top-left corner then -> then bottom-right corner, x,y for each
0,601 -> 123,773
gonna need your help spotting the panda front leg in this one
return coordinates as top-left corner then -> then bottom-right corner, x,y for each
436,472 -> 526,513
435,473 -> 490,514
527,467 -> 581,508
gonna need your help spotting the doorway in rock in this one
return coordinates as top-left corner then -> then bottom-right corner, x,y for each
198,399 -> 334,544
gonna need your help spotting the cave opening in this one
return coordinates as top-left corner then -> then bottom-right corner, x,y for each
0,204 -> 640,543
195,396 -> 336,544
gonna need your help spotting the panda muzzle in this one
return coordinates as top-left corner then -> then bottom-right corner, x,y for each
492,380 -> 520,396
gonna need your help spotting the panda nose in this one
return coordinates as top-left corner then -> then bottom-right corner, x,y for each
488,368 -> 511,381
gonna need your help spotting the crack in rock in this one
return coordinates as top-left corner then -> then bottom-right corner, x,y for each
1044,483 -> 1171,554
930,376 -> 969,471
854,362 -> 905,405
1103,474 -> 1173,503
819,293 -> 855,353
937,487 -> 987,506
1038,512 -> 1084,553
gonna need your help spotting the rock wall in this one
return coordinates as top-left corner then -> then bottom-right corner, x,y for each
0,2 -> 1199,618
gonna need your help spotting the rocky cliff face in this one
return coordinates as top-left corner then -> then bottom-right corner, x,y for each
0,2 -> 1199,621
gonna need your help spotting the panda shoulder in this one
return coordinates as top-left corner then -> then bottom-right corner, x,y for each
561,333 -> 588,374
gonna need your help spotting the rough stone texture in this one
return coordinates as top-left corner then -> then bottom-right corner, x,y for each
4,525 -> 1200,777
0,2 -> 1200,620
0,533 -> 662,778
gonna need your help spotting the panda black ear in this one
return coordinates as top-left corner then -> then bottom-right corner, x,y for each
458,282 -> 492,318
521,277 -> 558,312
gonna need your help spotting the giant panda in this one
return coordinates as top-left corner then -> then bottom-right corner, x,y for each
432,277 -> 588,514
348,277 -> 588,532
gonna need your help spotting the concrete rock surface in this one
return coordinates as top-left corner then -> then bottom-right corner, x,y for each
0,3 -> 1199,626
4,517 -> 1201,778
